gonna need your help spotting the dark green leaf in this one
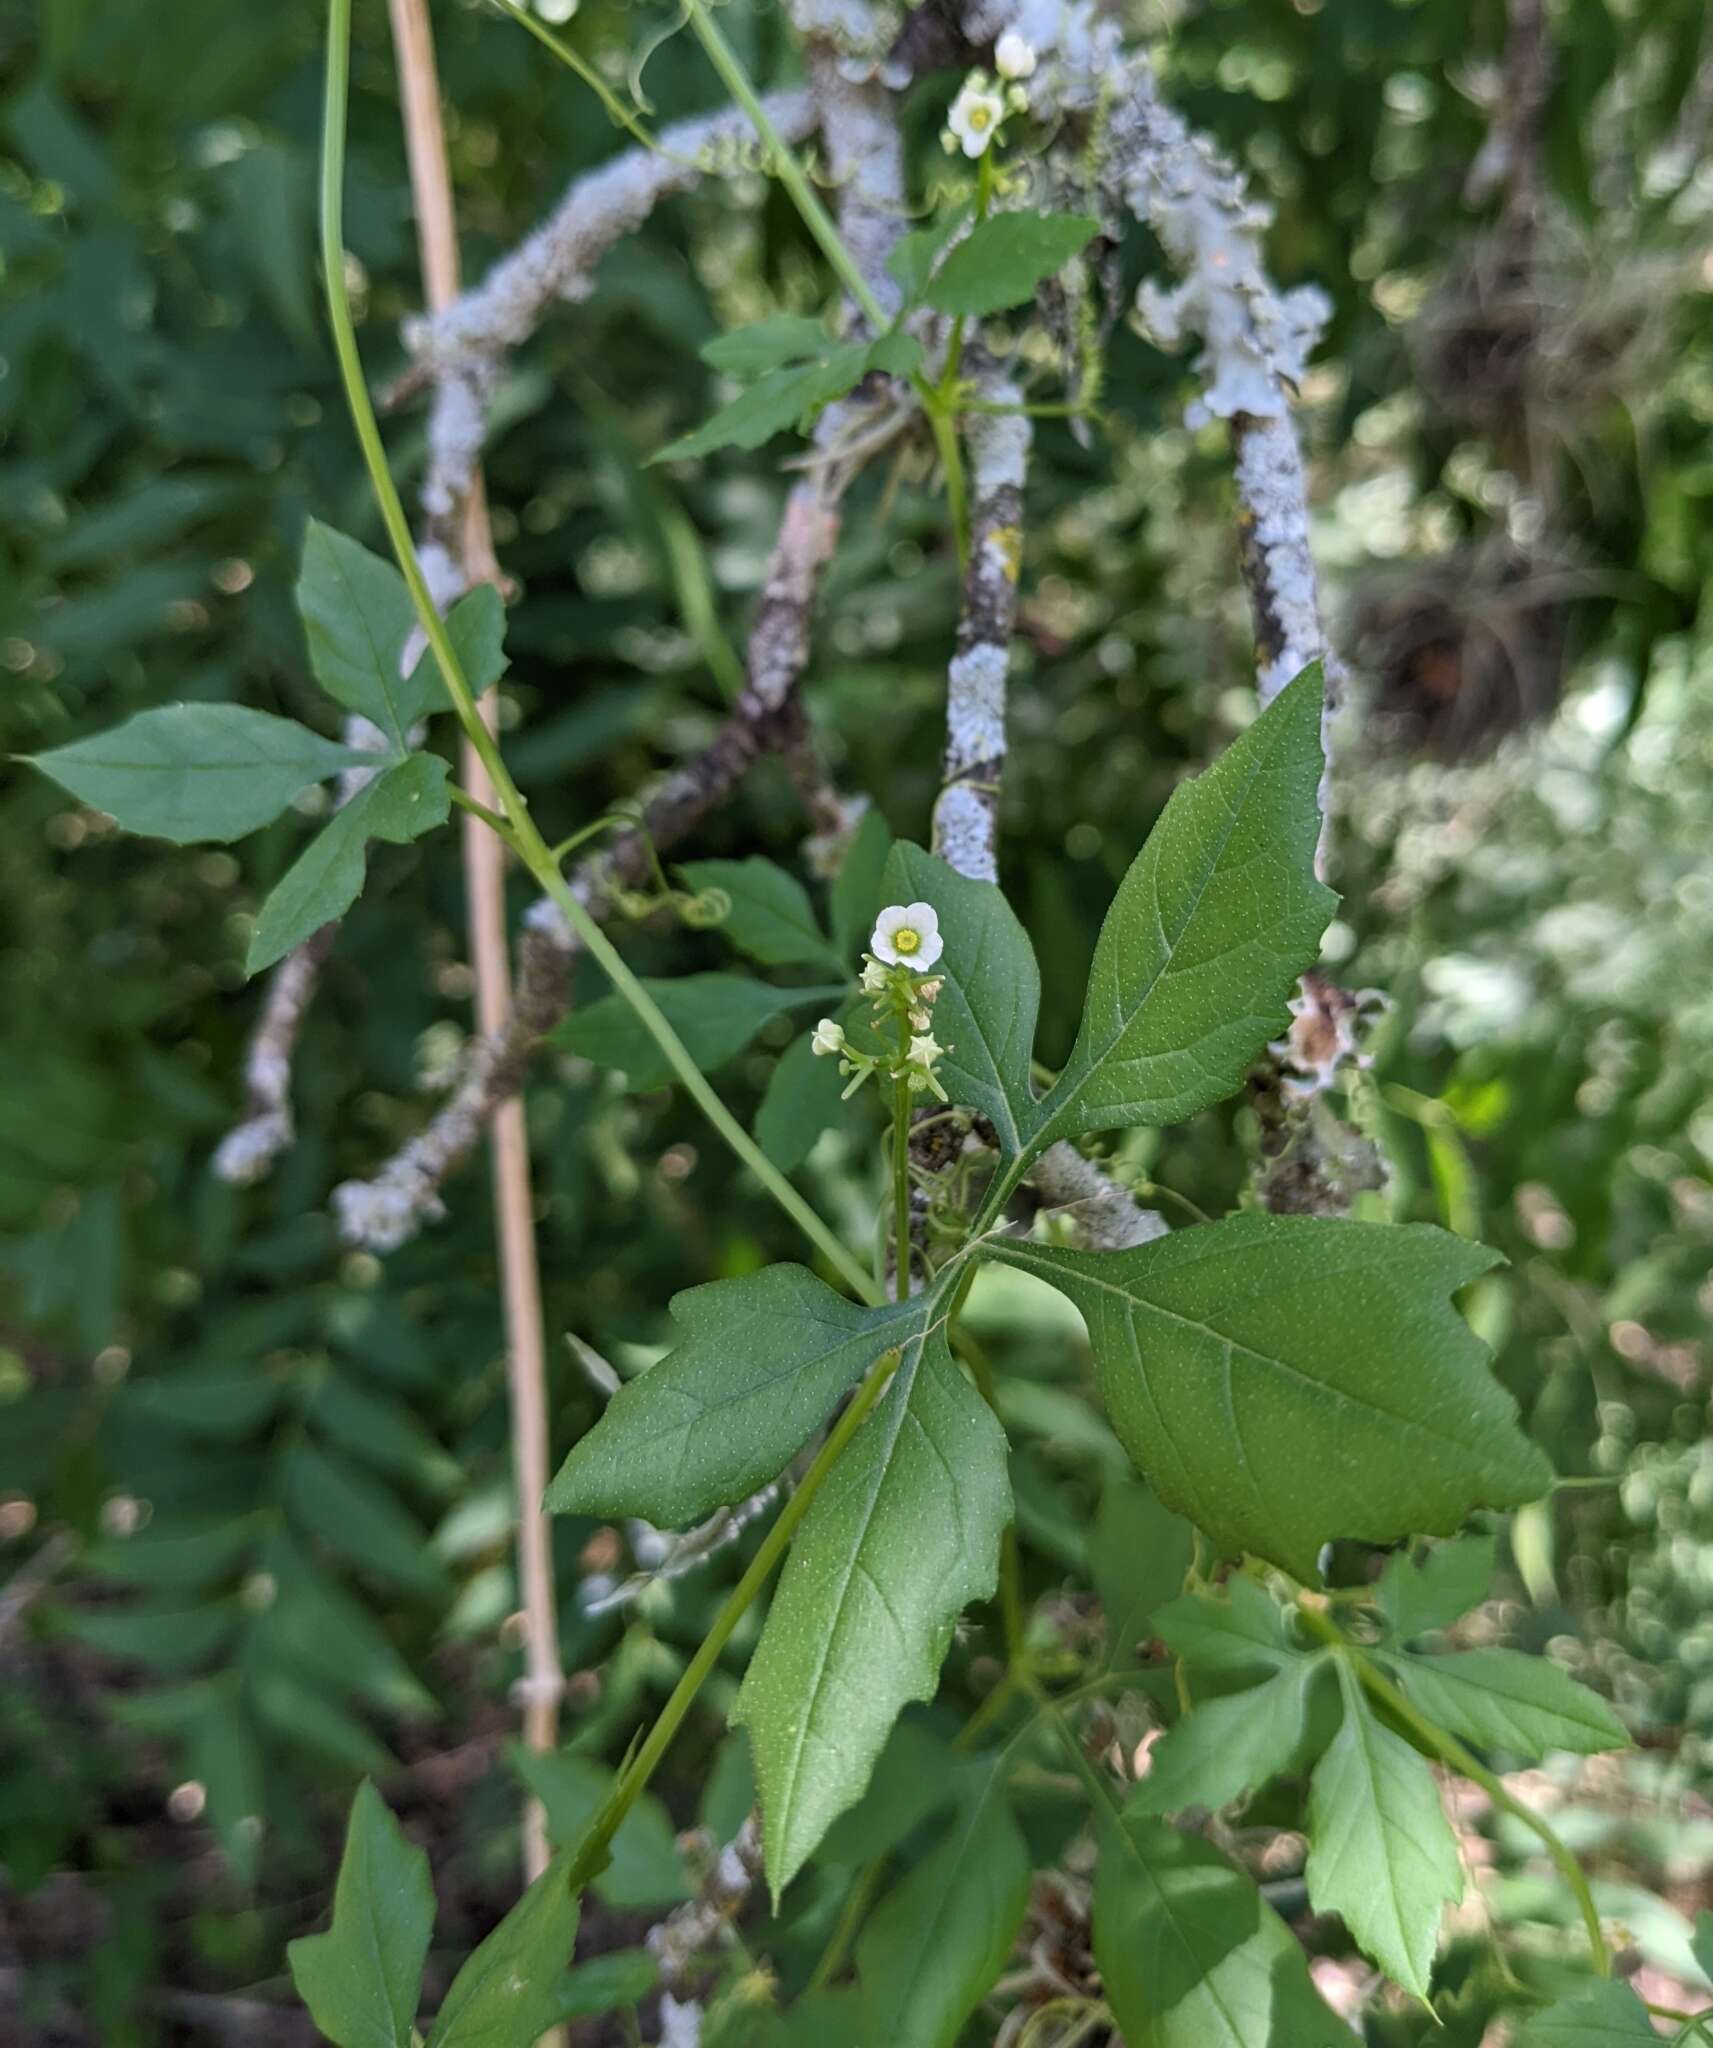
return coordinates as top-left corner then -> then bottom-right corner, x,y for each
654,344 -> 869,463
677,856 -> 841,968
924,209 -> 1100,318
510,1748 -> 688,1910
398,583 -> 509,728
1031,667 -> 1335,1148
880,842 -> 1041,1158
26,705 -> 364,845
1695,1911 -> 1713,1988
425,1857 -> 580,2048
58,1602 -> 235,1673
297,520 -> 418,751
551,1949 -> 659,2021
1129,1664 -> 1317,1816
754,1031 -> 848,1173
251,1666 -> 393,1777
1376,1534 -> 1496,1641
855,1766 -> 1030,2048
546,1264 -> 929,1527
552,973 -> 842,1092
1305,1663 -> 1462,1998
1380,1647 -> 1627,1758
1090,1477 -> 1196,1670
287,1780 -> 434,2048
985,1216 -> 1550,1580
734,1321 -> 1010,1900
1521,1981 -> 1660,2044
246,753 -> 451,974
829,807 -> 894,958
700,314 -> 830,375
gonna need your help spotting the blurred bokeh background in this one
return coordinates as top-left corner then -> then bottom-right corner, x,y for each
2,0 -> 1711,2039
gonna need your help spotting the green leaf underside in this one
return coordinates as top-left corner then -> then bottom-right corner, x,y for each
545,1266 -> 932,1527
754,1031 -> 848,1172
1152,1578 -> 1303,1675
985,1214 -> 1550,1580
1305,1664 -> 1463,1998
655,342 -> 869,463
1521,1979 -> 1660,2044
1129,1663 -> 1316,1817
287,1780 -> 434,2048
552,974 -> 845,1092
297,520 -> 419,752
881,842 -> 1041,1158
1093,1816 -> 1350,2048
1376,1533 -> 1496,1641
246,753 -> 450,975
398,583 -> 509,728
734,1321 -> 1011,1900
1032,667 -> 1335,1150
423,1856 -> 580,2048
27,704 -> 366,844
510,1747 -> 688,1909
1380,1647 -> 1627,1758
678,855 -> 841,968
923,209 -> 1101,318
855,1765 -> 1030,2048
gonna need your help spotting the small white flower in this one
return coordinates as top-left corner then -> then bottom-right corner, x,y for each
946,75 -> 1006,159
860,957 -> 891,994
994,31 -> 1037,80
811,1017 -> 846,1057
907,1032 -> 944,1071
870,901 -> 944,969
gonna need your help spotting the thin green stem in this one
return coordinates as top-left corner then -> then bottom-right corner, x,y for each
892,1072 -> 912,1303
806,1856 -> 888,1992
1296,1603 -> 1610,1976
485,0 -> 669,157
565,1344 -> 906,1891
446,784 -> 518,844
677,0 -> 889,334
320,0 -> 877,1307
927,403 -> 971,569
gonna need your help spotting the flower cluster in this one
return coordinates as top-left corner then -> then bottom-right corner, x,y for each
811,902 -> 952,1102
942,35 -> 1036,159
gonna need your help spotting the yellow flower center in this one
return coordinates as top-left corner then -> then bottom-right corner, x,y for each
893,926 -> 922,956
968,105 -> 993,131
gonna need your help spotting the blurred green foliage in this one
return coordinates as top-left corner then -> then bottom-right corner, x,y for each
2,0 -> 1711,2037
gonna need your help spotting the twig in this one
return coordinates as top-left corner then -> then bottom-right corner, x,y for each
212,925 -> 337,1184
385,0 -> 563,1901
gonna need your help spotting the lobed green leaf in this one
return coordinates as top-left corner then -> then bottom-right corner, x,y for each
1380,1646 -> 1628,1759
985,1214 -> 1550,1580
923,209 -> 1101,318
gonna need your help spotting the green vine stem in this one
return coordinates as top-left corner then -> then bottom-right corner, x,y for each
1296,1600 -> 1611,1976
320,0 -> 877,1309
563,1343 -> 905,1891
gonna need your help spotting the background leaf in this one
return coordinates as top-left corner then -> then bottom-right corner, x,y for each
678,855 -> 841,968
28,704 -> 363,844
1377,1534 -> 1497,1641
552,973 -> 842,1091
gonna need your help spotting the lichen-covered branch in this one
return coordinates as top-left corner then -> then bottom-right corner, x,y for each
211,926 -> 338,1185
933,384 -> 1028,882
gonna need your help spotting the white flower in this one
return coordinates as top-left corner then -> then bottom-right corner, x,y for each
870,901 -> 944,968
907,1032 -> 944,1071
994,31 -> 1037,80
946,75 -> 1006,158
860,957 -> 891,994
811,1017 -> 847,1057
